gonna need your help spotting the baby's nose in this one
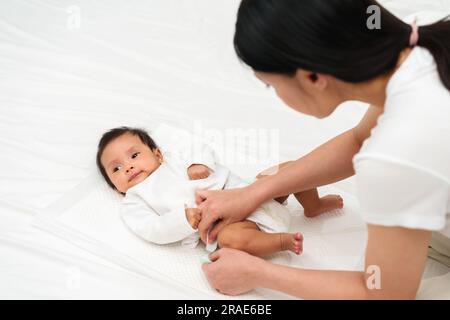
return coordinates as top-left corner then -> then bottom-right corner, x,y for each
126,165 -> 134,173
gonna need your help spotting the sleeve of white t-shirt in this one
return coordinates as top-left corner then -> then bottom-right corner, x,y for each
121,196 -> 196,245
354,157 -> 449,231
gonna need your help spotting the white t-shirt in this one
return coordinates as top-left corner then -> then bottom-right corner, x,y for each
353,46 -> 450,237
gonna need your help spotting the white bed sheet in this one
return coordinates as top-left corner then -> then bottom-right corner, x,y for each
1,0 -> 449,299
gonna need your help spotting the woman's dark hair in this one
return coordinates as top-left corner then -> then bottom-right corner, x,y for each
96,127 -> 158,191
234,0 -> 450,91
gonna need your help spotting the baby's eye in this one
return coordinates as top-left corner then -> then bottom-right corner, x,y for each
131,152 -> 140,159
113,165 -> 122,173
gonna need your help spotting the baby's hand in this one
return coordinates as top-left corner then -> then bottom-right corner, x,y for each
185,207 -> 202,230
187,164 -> 210,180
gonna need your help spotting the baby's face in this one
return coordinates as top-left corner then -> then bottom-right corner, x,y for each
101,133 -> 162,193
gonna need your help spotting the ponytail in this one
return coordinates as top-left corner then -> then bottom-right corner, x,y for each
418,17 -> 450,91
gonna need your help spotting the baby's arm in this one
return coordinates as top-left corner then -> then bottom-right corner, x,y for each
121,200 -> 198,245
185,207 -> 202,229
184,139 -> 216,180
187,164 -> 211,180
152,124 -> 217,179
183,136 -> 217,172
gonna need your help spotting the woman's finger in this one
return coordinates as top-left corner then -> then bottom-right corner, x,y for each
195,189 -> 208,205
208,249 -> 222,262
198,212 -> 218,242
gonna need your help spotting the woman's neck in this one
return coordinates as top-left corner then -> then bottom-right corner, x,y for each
343,48 -> 413,109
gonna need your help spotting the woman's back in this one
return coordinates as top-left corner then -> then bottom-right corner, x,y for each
354,45 -> 450,237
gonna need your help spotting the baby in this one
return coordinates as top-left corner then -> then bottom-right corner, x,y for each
96,126 -> 343,257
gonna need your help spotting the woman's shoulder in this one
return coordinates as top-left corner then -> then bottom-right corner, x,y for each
386,47 -> 450,100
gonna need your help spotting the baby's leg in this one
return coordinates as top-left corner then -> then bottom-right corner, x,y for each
295,188 -> 343,218
217,220 -> 303,257
256,162 -> 343,216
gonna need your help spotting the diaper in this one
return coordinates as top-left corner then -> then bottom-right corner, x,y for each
181,172 -> 290,249
225,173 -> 291,233
247,200 -> 290,233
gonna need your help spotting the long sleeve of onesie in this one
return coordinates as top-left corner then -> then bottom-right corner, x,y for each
121,195 -> 195,245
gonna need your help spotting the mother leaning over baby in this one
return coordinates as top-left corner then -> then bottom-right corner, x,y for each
195,0 -> 450,299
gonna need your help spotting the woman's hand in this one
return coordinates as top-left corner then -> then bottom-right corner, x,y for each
202,248 -> 266,296
187,164 -> 210,180
195,186 -> 261,243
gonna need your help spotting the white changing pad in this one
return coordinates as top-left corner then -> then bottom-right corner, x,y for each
34,173 -> 367,299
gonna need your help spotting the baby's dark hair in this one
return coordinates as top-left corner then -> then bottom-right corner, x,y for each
96,127 -> 158,191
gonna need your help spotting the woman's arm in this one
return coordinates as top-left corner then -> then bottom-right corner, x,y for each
197,105 -> 383,242
249,128 -> 359,201
251,105 -> 382,201
203,225 -> 431,299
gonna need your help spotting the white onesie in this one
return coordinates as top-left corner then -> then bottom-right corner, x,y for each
120,127 -> 290,248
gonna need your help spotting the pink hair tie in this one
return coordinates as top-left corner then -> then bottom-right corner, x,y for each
409,19 -> 419,47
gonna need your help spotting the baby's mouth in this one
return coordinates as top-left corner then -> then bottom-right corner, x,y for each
128,170 -> 143,182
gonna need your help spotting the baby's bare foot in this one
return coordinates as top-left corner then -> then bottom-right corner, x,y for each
280,232 -> 303,255
304,195 -> 343,218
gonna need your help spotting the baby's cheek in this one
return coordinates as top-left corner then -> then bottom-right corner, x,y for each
115,177 -> 126,191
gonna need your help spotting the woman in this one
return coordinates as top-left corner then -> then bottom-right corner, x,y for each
196,0 -> 450,299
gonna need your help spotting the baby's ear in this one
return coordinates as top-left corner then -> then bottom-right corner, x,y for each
154,148 -> 163,162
